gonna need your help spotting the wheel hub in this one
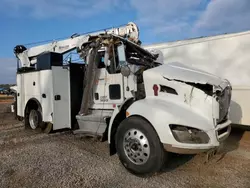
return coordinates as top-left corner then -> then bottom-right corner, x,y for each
29,110 -> 39,130
131,143 -> 139,151
123,129 -> 150,165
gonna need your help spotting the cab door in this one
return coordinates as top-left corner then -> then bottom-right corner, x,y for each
92,66 -> 124,109
92,43 -> 136,110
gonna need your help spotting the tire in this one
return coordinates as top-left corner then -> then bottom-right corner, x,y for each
115,116 -> 166,176
25,108 -> 53,133
24,105 -> 53,133
28,109 -> 42,130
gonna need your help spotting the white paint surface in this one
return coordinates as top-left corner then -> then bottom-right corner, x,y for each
145,30 -> 250,126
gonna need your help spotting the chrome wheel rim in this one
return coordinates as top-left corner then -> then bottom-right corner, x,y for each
123,129 -> 150,165
29,110 -> 39,129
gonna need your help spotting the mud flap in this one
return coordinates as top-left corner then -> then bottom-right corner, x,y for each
205,147 -> 219,163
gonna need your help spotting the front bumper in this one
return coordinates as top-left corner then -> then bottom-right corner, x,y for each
163,120 -> 232,154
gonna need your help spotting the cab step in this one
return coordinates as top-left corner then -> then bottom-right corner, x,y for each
74,110 -> 112,137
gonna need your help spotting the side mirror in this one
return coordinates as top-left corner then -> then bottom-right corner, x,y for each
104,48 -> 110,66
117,43 -> 127,66
121,66 -> 131,77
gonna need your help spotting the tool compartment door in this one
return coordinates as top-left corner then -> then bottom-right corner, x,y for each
52,66 -> 71,130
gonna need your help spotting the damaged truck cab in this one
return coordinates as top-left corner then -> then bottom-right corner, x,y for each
104,37 -> 232,175
14,23 -> 232,176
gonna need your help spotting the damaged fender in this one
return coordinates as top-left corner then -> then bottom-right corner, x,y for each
126,97 -> 222,149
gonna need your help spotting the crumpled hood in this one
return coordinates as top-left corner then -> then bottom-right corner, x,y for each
147,62 -> 227,87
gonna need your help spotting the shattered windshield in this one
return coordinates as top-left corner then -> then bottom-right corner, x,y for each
111,34 -> 160,68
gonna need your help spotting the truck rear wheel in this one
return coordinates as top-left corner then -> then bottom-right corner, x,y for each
115,116 -> 166,176
26,108 -> 53,133
29,109 -> 42,130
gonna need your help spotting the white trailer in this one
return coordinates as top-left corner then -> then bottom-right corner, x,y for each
144,30 -> 250,127
13,23 -> 232,176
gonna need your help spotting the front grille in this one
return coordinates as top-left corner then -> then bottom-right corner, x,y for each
217,86 -> 231,123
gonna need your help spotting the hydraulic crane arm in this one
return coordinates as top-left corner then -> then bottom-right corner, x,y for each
14,22 -> 139,68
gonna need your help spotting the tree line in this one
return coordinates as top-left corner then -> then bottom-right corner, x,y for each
0,84 -> 15,89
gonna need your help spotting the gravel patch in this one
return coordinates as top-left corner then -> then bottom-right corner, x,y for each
0,103 -> 250,188
0,127 -> 250,188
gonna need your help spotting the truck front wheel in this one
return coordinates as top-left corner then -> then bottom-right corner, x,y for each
115,116 -> 166,176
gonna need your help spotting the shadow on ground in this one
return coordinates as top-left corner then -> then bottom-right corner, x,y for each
160,152 -> 195,173
221,125 -> 249,152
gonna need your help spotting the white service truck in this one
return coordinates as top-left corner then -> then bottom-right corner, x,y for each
145,30 -> 250,127
13,22 -> 232,175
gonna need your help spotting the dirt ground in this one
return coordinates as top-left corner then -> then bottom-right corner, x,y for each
0,102 -> 250,188
0,95 -> 14,104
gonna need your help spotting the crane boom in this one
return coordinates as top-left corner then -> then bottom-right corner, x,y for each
14,22 -> 139,68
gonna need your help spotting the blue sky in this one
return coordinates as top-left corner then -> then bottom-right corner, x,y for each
0,0 -> 250,84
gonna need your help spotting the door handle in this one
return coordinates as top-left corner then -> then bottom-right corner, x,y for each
54,95 -> 61,101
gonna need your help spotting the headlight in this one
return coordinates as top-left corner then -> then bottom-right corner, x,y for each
169,124 -> 210,144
